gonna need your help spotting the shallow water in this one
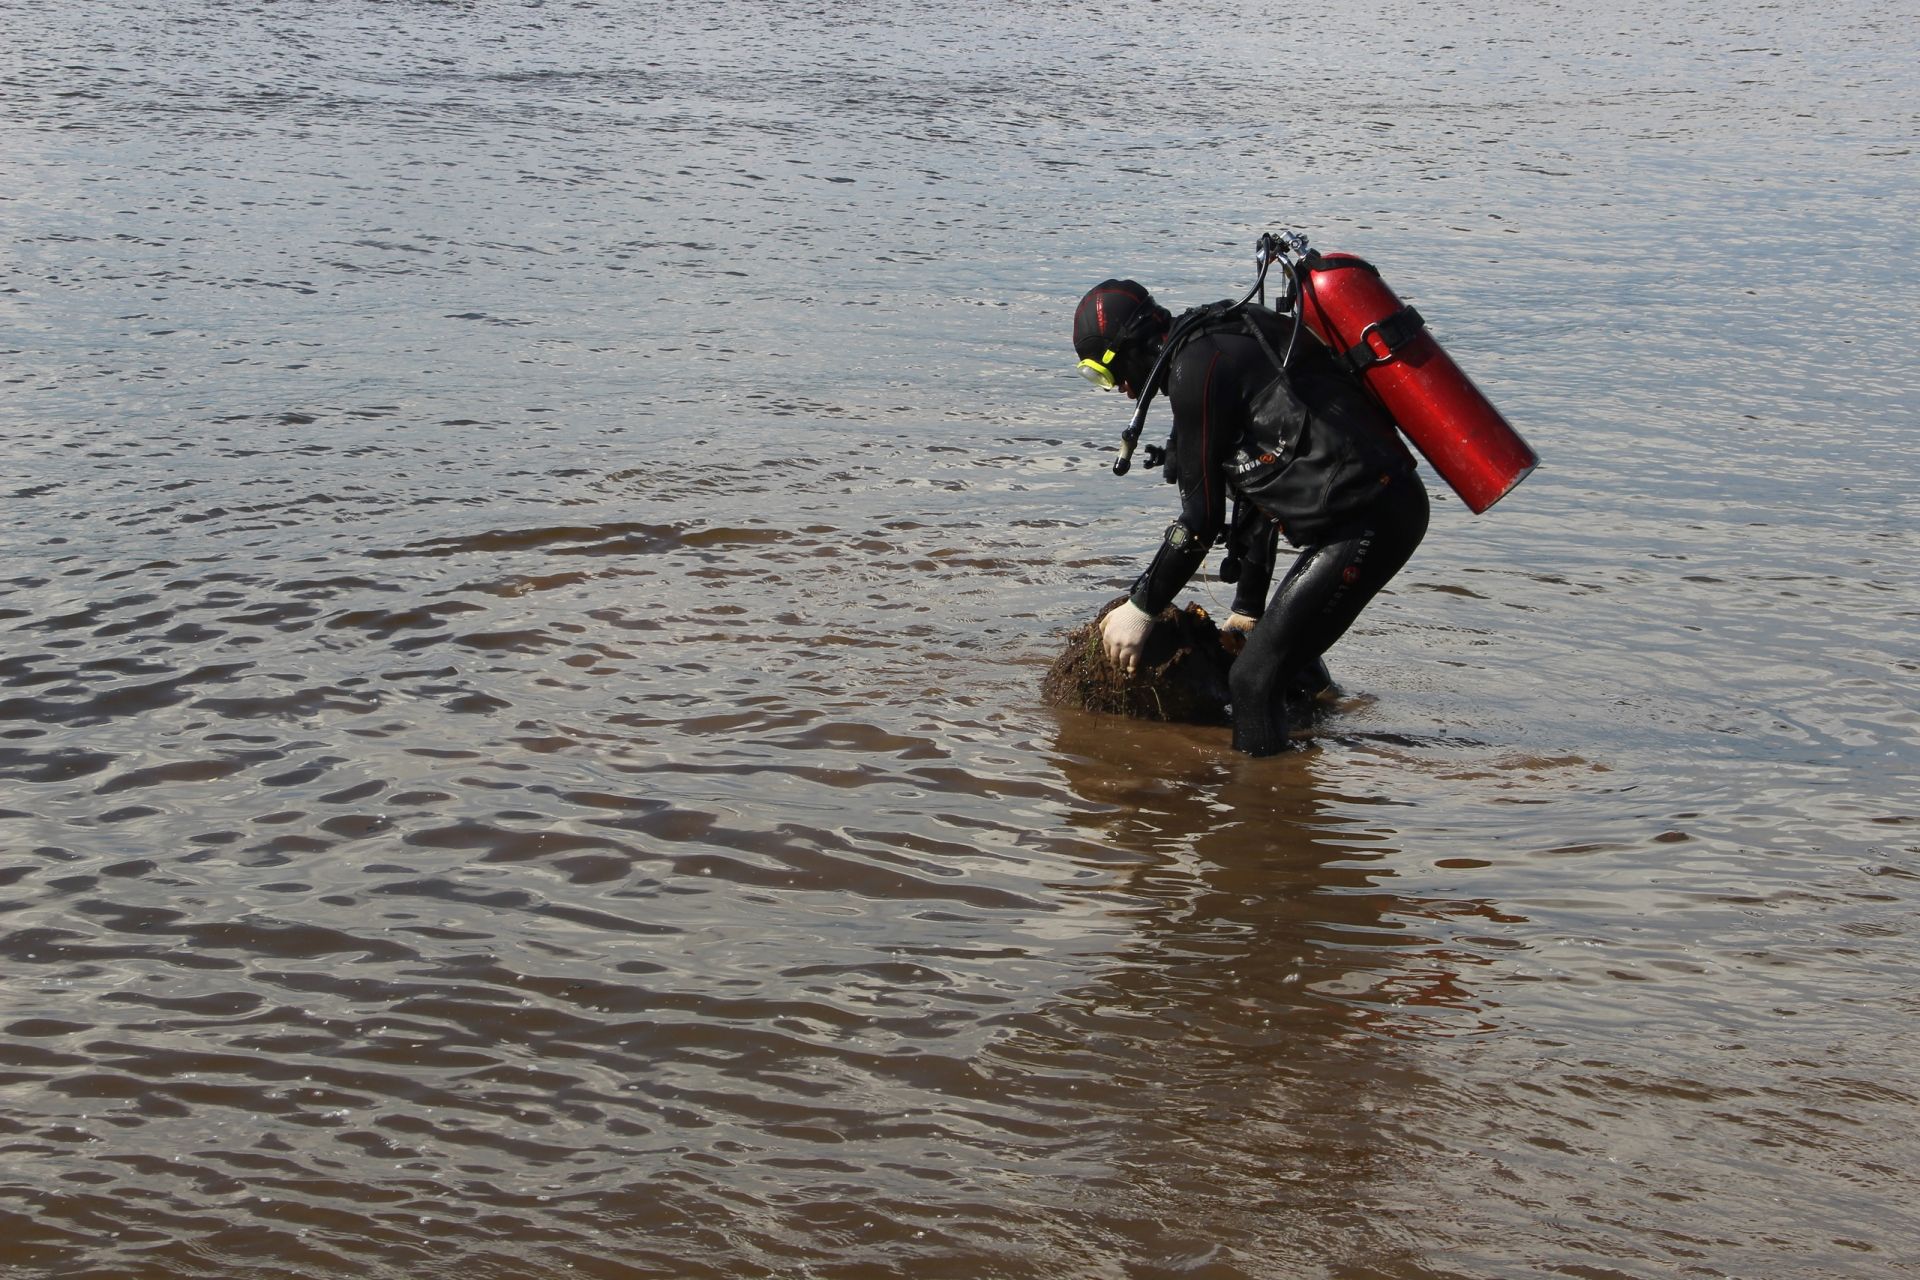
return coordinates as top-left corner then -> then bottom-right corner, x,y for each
3,1 -> 1917,1277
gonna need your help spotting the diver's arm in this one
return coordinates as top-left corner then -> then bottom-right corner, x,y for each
1126,351 -> 1230,616
1227,512 -> 1280,620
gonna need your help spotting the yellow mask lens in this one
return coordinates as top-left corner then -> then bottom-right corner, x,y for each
1077,349 -> 1118,389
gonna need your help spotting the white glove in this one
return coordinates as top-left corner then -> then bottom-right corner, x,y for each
1223,611 -> 1260,633
1100,601 -> 1155,674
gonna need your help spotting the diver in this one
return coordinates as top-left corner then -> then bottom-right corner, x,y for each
1072,277 -> 1429,756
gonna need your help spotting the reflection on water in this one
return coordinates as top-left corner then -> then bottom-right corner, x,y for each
1011,715 -> 1501,1274
4,0 -> 1918,1276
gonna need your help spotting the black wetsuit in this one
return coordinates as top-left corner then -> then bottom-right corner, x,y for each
1126,305 -> 1429,756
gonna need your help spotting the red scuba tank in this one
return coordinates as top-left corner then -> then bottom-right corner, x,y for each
1296,252 -> 1537,514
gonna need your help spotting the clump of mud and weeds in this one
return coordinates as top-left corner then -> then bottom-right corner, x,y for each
1041,597 -> 1244,724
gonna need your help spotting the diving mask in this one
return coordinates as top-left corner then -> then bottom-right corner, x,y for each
1077,348 -> 1120,390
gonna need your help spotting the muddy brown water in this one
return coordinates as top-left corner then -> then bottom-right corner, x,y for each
3,2 -> 1917,1277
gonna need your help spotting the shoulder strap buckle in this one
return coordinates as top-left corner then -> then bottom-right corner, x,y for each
1340,306 -> 1425,374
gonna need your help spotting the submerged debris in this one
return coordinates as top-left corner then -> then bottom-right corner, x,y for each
1041,597 -> 1242,724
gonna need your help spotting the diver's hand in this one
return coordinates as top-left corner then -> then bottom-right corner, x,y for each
1224,612 -> 1260,633
1100,601 -> 1155,674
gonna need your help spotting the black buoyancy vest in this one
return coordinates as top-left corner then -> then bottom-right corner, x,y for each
1211,307 -> 1416,544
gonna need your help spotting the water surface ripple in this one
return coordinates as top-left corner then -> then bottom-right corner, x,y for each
3,1 -> 1917,1277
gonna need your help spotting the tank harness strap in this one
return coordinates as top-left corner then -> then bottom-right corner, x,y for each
1151,302 -> 1233,387
1337,305 -> 1425,376
1239,311 -> 1292,375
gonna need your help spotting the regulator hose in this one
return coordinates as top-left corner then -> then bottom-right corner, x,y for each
1111,233 -> 1307,477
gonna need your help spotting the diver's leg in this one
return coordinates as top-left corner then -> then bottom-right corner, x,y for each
1229,550 -> 1322,756
1229,483 -> 1429,755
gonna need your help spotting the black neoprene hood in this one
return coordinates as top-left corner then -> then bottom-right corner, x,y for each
1073,278 -> 1158,361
